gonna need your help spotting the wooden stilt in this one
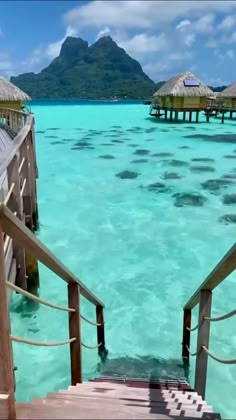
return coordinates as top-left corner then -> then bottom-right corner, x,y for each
170,110 -> 173,122
164,109 -> 167,120
183,111 -> 186,121
221,112 -> 225,124
196,112 -> 199,123
189,112 -> 192,122
174,111 -> 178,121
230,111 -> 233,119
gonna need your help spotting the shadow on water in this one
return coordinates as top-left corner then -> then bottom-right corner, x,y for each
10,295 -> 40,319
145,116 -> 209,126
96,354 -> 190,383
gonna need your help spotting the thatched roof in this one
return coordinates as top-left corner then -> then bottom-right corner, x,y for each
153,72 -> 214,97
0,76 -> 30,101
219,82 -> 236,98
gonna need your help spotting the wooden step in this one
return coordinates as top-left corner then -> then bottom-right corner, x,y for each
58,385 -> 205,405
38,393 -> 207,409
17,398 -> 219,420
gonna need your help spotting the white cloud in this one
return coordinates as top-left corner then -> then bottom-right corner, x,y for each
0,60 -> 12,71
192,14 -> 214,33
176,20 -> 191,32
214,48 -> 235,61
218,15 -> 236,31
143,50 -> 193,82
118,33 -> 169,57
184,33 -> 196,47
64,1 -> 236,32
96,27 -> 112,40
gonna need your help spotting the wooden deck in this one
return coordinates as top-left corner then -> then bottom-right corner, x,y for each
15,378 -> 221,419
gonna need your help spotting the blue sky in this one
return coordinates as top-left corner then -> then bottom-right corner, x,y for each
1,1 -> 236,85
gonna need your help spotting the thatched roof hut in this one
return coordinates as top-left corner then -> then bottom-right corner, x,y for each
219,82 -> 236,98
0,76 -> 30,108
152,72 -> 214,113
153,72 -> 213,98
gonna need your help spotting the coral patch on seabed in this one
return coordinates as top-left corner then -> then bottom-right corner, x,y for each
115,170 -> 140,179
161,172 -> 183,180
173,192 -> 207,207
219,214 -> 236,224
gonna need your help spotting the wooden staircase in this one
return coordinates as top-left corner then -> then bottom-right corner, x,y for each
16,378 -> 221,419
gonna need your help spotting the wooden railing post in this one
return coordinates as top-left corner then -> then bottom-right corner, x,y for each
0,221 -> 16,419
182,308 -> 191,365
194,290 -> 212,399
96,305 -> 107,361
68,283 -> 82,385
27,131 -> 39,230
7,155 -> 27,290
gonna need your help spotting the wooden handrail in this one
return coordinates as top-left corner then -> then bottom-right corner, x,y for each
0,203 -> 104,307
184,242 -> 236,310
0,114 -> 33,175
0,107 -> 29,117
182,241 -> 236,399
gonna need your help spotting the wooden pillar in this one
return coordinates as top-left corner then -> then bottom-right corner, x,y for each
27,132 -> 39,231
183,111 -> 186,121
96,306 -> 108,363
221,112 -> 225,124
68,283 -> 82,385
196,112 -> 199,123
0,222 -> 16,419
20,141 -> 33,231
170,110 -> 173,122
230,111 -> 233,119
194,290 -> 212,399
174,111 -> 178,121
206,112 -> 210,123
189,112 -> 192,122
7,156 -> 27,290
182,309 -> 191,365
164,109 -> 167,120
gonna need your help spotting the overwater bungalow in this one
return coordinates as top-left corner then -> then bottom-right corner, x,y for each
219,82 -> 236,118
0,76 -> 30,111
150,71 -> 214,122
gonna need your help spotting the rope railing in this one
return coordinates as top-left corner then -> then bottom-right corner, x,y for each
10,335 -> 77,346
6,282 -> 104,328
186,308 -> 236,333
186,324 -> 199,332
204,309 -> 236,322
186,345 -> 198,357
81,342 -> 102,349
6,281 -> 75,312
80,314 -> 102,327
202,346 -> 236,364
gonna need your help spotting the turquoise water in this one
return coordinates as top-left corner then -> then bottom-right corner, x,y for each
10,102 -> 236,417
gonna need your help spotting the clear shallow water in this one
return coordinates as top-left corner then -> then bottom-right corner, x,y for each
10,102 -> 236,417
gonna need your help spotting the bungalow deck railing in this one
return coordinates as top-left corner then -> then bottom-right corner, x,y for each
0,204 -> 106,420
0,108 -> 28,133
182,242 -> 236,399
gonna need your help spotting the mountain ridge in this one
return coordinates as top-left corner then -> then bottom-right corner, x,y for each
11,36 -> 156,99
